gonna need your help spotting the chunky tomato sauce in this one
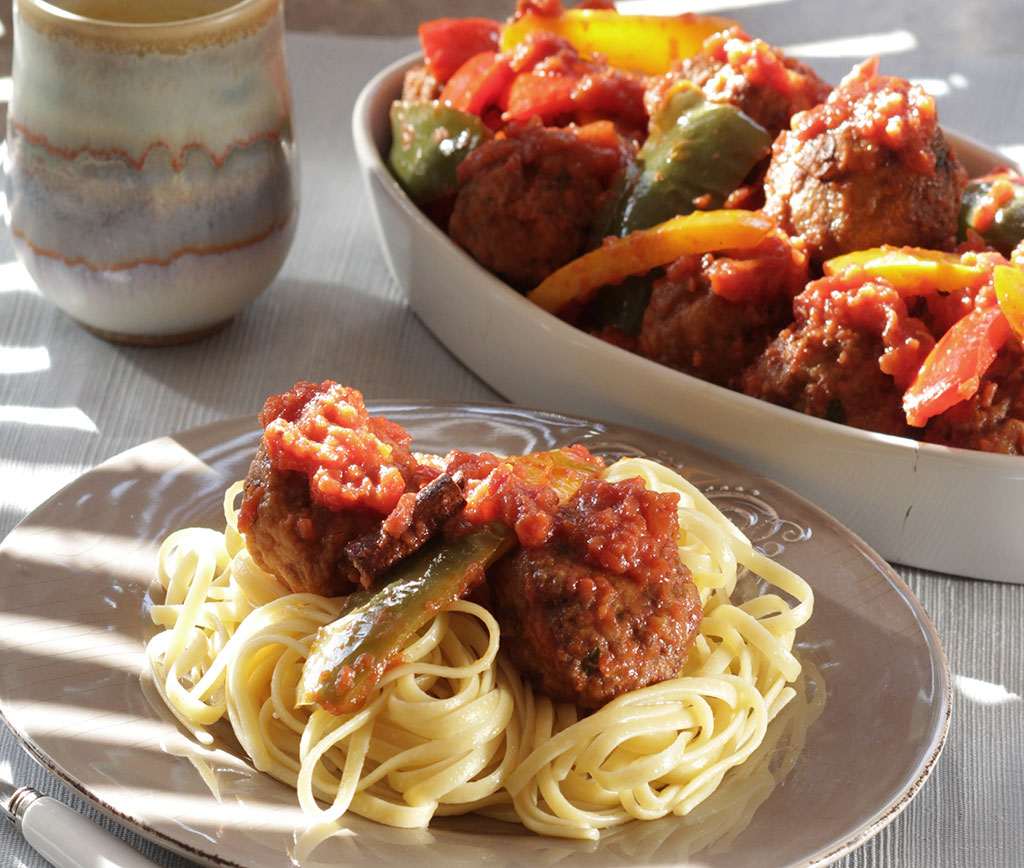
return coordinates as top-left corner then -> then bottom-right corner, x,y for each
553,476 -> 682,585
793,58 -> 939,174
796,275 -> 935,389
443,445 -> 604,546
702,28 -> 829,111
257,381 -> 418,515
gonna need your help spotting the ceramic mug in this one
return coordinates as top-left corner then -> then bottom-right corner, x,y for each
3,0 -> 299,344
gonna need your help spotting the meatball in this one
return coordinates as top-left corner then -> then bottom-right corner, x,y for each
924,339 -> 1024,454
448,121 -> 630,289
647,27 -> 831,139
237,381 -> 437,596
742,276 -> 935,437
239,442 -> 378,596
637,230 -> 808,389
763,59 -> 968,265
489,476 -> 702,708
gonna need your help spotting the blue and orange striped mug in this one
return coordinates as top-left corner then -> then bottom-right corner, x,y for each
3,0 -> 299,344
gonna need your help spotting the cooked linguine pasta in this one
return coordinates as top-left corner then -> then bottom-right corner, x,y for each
145,456 -> 814,840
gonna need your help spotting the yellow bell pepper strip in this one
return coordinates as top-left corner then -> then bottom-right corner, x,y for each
500,9 -> 737,75
823,246 -> 990,295
994,261 -> 1024,344
527,209 -> 774,317
903,301 -> 1011,428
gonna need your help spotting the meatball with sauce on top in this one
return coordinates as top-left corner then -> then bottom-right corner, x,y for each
489,475 -> 702,709
637,228 -> 809,390
742,276 -> 936,437
646,26 -> 832,140
238,381 -> 449,597
763,58 -> 968,265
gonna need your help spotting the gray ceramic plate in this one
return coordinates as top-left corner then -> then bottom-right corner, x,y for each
0,403 -> 950,868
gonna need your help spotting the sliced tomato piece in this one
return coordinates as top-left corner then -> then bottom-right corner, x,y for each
419,17 -> 502,83
439,51 -> 514,116
503,71 -> 579,123
903,303 -> 1012,427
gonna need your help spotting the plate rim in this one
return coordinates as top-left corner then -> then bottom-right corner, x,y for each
0,402 -> 952,868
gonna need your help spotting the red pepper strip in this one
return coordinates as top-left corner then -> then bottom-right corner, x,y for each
439,51 -> 514,116
419,17 -> 502,83
903,302 -> 1011,427
504,71 -> 578,122
994,262 -> 1024,344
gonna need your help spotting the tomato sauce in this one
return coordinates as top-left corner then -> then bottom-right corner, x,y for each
443,445 -> 605,546
793,58 -> 939,174
257,381 -> 417,515
796,275 -> 935,389
702,28 -> 830,112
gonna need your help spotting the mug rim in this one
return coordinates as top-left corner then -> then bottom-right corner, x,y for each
14,0 -> 277,33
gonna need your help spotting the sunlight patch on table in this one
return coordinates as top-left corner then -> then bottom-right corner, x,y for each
954,674 -> 1021,706
0,345 -> 50,374
783,29 -> 917,59
0,459 -> 78,512
0,405 -> 98,432
0,260 -> 36,293
1000,144 -> 1024,168
911,78 -> 950,97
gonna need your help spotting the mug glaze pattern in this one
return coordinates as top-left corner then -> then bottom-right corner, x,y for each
4,0 -> 299,343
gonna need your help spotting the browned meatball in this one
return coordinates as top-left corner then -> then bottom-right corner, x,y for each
637,230 -> 808,389
763,59 -> 967,265
489,476 -> 702,709
647,27 -> 831,139
448,121 -> 630,290
924,339 -> 1024,454
742,277 -> 935,437
239,442 -> 378,596
237,381 -> 443,597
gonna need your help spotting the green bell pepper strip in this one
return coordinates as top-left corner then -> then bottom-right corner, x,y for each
388,100 -> 491,206
297,522 -> 516,715
595,83 -> 772,241
576,85 -> 770,336
958,171 -> 1024,255
296,447 -> 605,715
